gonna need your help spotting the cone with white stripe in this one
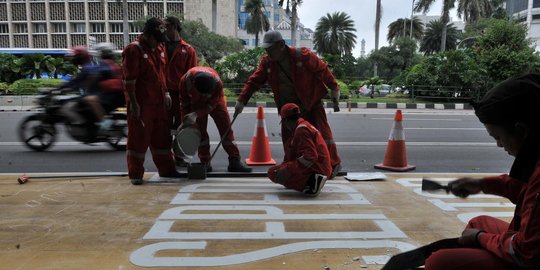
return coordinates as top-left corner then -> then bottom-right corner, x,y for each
375,110 -> 416,172
246,106 -> 276,165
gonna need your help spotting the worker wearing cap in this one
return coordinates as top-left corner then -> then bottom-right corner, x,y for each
122,17 -> 180,185
179,66 -> 252,173
268,103 -> 332,196
164,16 -> 198,166
235,30 -> 342,179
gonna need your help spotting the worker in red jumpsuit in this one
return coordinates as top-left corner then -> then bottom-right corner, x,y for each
423,73 -> 540,270
234,30 -> 342,179
164,15 -> 198,166
122,17 -> 180,185
267,103 -> 332,197
179,66 -> 252,173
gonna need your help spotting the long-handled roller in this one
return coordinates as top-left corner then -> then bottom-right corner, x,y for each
209,114 -> 239,163
17,173 -> 127,184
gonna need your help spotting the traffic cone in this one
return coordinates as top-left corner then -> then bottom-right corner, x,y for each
374,110 -> 416,172
246,106 -> 276,165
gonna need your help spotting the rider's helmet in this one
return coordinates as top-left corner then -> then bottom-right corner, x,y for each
67,46 -> 91,66
94,42 -> 117,60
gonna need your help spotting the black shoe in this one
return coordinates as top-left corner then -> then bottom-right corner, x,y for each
160,170 -> 182,178
304,174 -> 327,197
329,163 -> 341,180
130,178 -> 143,185
228,159 -> 252,173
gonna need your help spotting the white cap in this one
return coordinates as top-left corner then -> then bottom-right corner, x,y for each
261,30 -> 284,48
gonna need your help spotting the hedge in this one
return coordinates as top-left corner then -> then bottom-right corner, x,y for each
7,79 -> 65,95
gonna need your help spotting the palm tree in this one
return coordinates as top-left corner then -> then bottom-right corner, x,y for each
387,17 -> 424,43
414,0 -> 455,52
374,0 -> 382,76
420,19 -> 459,55
457,0 -> 492,24
313,12 -> 357,56
279,0 -> 303,46
244,0 -> 270,47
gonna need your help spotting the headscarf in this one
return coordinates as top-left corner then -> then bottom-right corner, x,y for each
473,73 -> 540,181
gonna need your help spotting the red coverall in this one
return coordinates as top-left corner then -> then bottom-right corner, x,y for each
179,66 -> 240,163
165,39 -> 197,130
239,46 -> 341,167
122,36 -> 176,179
426,159 -> 540,270
268,118 -> 332,192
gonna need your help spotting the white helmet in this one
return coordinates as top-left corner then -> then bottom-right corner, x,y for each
94,42 -> 116,59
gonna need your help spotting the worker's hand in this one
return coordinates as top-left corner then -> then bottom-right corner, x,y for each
234,101 -> 244,118
331,89 -> 340,112
448,177 -> 483,198
183,112 -> 197,126
164,92 -> 172,110
458,229 -> 484,247
129,101 -> 140,120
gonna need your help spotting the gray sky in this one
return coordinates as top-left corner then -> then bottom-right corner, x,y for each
297,0 -> 460,57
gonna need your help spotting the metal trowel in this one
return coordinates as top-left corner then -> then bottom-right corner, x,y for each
421,178 -> 450,193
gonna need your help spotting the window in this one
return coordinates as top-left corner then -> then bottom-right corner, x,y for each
91,23 -> 105,33
110,23 -> 123,33
0,24 -> 8,34
52,23 -> 66,33
129,23 -> 141,33
13,23 -> 27,33
33,23 -> 47,33
71,23 -> 86,33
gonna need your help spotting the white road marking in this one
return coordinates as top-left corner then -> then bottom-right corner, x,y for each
0,141 -> 497,146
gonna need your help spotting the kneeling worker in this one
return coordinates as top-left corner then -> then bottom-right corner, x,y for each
179,66 -> 252,173
268,103 -> 332,196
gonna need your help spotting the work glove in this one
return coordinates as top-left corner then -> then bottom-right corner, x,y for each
458,228 -> 484,247
183,112 -> 197,126
331,89 -> 340,112
234,101 -> 245,118
164,92 -> 172,110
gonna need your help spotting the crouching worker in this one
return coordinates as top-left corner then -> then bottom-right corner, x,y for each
268,103 -> 332,196
179,66 -> 252,173
423,73 -> 540,270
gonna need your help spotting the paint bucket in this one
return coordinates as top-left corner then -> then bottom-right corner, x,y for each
173,125 -> 201,158
187,162 -> 206,180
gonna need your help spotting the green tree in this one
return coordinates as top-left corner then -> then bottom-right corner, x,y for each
420,19 -> 459,55
457,0 -> 492,24
474,19 -> 540,87
415,0 -> 455,52
313,12 -> 357,56
181,19 -> 244,65
387,17 -> 424,43
278,0 -> 303,46
369,37 -> 418,80
50,57 -> 78,79
18,54 -> 56,79
244,0 -> 270,47
0,54 -> 24,83
215,47 -> 266,85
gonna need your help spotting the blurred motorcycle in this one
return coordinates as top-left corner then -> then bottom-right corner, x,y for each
18,88 -> 127,151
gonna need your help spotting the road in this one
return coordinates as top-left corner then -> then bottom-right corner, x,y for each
0,108 -> 513,174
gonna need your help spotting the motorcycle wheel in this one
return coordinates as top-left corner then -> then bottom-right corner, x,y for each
107,113 -> 127,151
18,115 -> 57,151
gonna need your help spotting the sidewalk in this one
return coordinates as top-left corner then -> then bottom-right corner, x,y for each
0,95 -> 473,111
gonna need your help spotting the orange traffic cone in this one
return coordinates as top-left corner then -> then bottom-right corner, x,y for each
246,106 -> 276,165
374,110 -> 416,172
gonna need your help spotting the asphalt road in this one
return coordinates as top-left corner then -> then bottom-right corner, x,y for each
0,108 -> 513,174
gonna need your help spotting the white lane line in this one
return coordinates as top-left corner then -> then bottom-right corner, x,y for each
406,127 -> 484,130
0,141 -> 497,147
371,118 -> 462,121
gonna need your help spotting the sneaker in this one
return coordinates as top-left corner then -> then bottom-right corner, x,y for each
228,158 -> 252,173
329,163 -> 342,180
160,170 -> 182,178
304,174 -> 327,197
130,178 -> 143,185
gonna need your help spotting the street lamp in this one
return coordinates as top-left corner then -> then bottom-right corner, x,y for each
410,0 -> 414,39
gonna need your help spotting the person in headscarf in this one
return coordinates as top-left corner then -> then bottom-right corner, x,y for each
423,73 -> 540,270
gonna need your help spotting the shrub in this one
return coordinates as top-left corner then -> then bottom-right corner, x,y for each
0,82 -> 9,94
7,79 -> 65,95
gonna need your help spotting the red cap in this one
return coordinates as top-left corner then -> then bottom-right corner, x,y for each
280,103 -> 301,119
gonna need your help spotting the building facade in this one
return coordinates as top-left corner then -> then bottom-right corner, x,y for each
0,0 -> 237,50
506,0 -> 540,50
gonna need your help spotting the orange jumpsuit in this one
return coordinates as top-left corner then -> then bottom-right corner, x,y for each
179,66 -> 240,163
268,118 -> 332,192
239,46 -> 341,167
122,36 -> 176,179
